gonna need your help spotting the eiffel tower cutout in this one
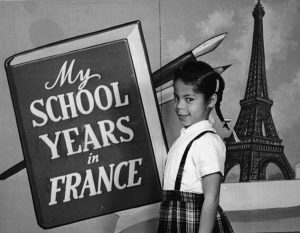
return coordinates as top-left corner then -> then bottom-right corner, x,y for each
224,0 -> 295,181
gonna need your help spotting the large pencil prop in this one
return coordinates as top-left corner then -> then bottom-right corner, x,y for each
153,32 -> 227,88
0,33 -> 228,181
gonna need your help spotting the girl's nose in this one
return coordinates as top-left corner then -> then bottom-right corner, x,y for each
175,99 -> 185,110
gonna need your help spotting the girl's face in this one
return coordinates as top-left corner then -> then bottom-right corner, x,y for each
173,79 -> 211,128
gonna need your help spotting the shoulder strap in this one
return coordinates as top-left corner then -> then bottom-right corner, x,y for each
174,130 -> 215,191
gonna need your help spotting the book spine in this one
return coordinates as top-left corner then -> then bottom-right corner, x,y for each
4,58 -> 45,228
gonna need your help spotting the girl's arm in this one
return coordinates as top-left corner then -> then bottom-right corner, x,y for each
198,172 -> 222,233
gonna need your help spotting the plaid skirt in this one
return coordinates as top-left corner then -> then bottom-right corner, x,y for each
157,190 -> 234,233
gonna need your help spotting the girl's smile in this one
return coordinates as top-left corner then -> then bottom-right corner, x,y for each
177,113 -> 190,124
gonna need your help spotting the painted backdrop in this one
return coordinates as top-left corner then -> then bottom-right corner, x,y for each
1,0 -> 300,233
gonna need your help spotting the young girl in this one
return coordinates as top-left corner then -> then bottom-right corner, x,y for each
157,61 -> 234,233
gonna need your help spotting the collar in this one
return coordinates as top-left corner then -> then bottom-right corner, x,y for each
180,120 -> 215,136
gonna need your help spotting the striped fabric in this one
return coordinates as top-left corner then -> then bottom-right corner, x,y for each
157,190 -> 234,233
157,131 -> 234,233
157,190 -> 203,233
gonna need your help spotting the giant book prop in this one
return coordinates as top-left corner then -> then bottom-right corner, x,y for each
5,21 -> 166,229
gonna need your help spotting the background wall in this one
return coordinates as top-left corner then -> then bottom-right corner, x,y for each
1,0 -> 300,232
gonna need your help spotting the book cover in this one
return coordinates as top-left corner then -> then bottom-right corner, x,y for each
5,21 -> 166,229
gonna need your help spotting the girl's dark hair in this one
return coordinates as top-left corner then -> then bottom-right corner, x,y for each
173,60 -> 229,130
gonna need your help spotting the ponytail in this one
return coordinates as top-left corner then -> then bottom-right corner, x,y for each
214,75 -> 229,130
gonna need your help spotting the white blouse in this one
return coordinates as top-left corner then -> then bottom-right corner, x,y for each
163,120 -> 226,193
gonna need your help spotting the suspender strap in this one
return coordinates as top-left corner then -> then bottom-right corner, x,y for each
174,130 -> 215,191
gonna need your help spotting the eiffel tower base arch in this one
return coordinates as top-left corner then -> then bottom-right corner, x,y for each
224,149 -> 295,182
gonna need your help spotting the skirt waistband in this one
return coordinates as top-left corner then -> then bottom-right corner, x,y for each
162,190 -> 204,203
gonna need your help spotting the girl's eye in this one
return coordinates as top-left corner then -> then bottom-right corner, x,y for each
174,95 -> 179,101
186,97 -> 193,102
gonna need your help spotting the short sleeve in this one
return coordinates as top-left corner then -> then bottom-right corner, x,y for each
191,134 -> 226,178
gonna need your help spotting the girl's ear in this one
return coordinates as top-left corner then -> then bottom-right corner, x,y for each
208,93 -> 218,108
